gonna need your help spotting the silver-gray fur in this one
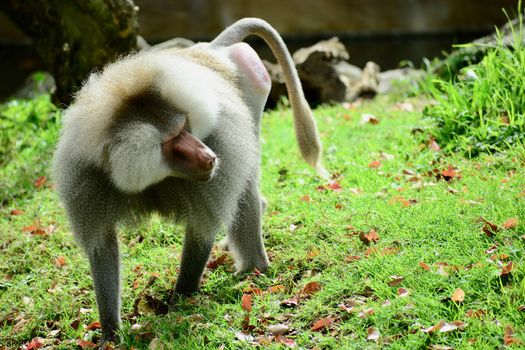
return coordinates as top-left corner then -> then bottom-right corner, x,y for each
52,18 -> 325,343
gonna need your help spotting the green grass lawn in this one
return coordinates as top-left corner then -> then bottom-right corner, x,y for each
1,94 -> 524,349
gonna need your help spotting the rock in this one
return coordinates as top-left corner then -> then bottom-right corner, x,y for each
345,61 -> 380,101
378,68 -> 424,94
293,37 -> 350,103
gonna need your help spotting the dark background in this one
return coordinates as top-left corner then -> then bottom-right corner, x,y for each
0,0 -> 518,98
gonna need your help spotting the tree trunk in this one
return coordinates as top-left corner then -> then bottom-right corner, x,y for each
0,0 -> 139,104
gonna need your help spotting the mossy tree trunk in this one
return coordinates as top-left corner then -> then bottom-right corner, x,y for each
0,0 -> 139,105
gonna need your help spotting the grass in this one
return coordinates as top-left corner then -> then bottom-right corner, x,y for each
422,8 -> 525,157
0,91 -> 524,349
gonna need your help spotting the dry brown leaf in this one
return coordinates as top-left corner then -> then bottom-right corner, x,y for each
10,209 -> 24,216
359,229 -> 380,245
397,288 -> 409,297
361,113 -> 380,124
35,176 -> 47,189
367,327 -> 380,342
326,182 -> 343,192
344,255 -> 361,263
387,275 -> 404,287
280,295 -> 300,308
451,288 -> 465,303
54,256 -> 66,267
275,335 -> 297,348
206,253 -> 228,270
501,261 -> 513,277
502,218 -> 519,229
465,309 -> 486,318
428,138 -> 441,152
299,195 -> 311,202
76,339 -> 97,349
25,338 -> 44,350
358,308 -> 375,318
368,160 -> 382,168
268,285 -> 285,294
85,321 -> 101,330
504,325 -> 521,346
310,317 -> 333,332
241,294 -> 252,312
481,219 -> 499,237
306,247 -> 320,260
381,247 -> 400,255
441,166 -> 461,181
419,261 -> 431,271
242,286 -> 263,296
302,281 -> 321,295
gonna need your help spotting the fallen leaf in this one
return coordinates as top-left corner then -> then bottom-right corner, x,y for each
206,253 -> 228,270
22,225 -> 37,233
299,195 -> 311,202
35,176 -> 47,189
485,244 -> 499,254
275,335 -> 297,348
387,275 -> 404,287
338,303 -> 355,313
502,218 -> 519,229
419,261 -> 431,271
428,138 -> 441,152
280,295 -> 299,308
439,321 -> 466,333
76,339 -> 97,349
268,324 -> 289,336
306,247 -> 320,260
241,294 -> 252,312
368,160 -> 382,169
310,317 -> 333,332
242,287 -> 263,295
268,285 -> 285,294
441,166 -> 461,181
70,319 -> 81,330
451,288 -> 465,303
10,209 -> 24,216
302,281 -> 321,295
429,345 -> 454,350
359,308 -> 375,318
255,335 -> 273,346
364,247 -> 378,256
359,229 -> 380,245
25,338 -> 44,350
86,321 -> 101,330
397,288 -> 409,297
54,256 -> 66,267
345,255 -> 361,263
421,321 -> 445,333
480,217 -> 499,237
504,325 -> 521,346
501,261 -> 513,277
491,253 -> 509,261
465,309 -> 486,318
361,113 -> 380,124
381,247 -> 400,255
235,331 -> 254,342
367,327 -> 380,342
326,182 -> 342,192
